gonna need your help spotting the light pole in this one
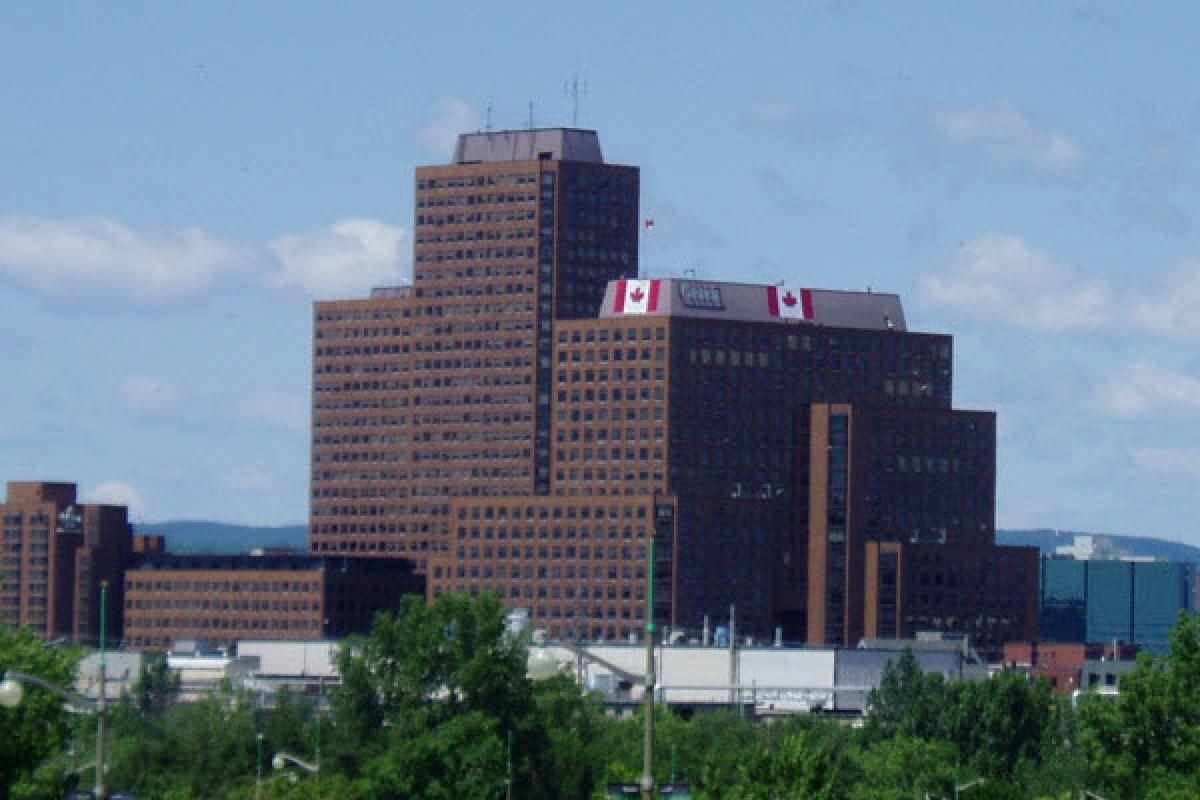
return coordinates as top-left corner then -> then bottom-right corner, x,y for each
0,582 -> 110,800
255,732 -> 264,800
642,533 -> 655,800
96,581 -> 108,800
314,695 -> 322,793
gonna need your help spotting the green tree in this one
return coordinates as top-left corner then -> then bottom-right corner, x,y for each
132,650 -> 179,715
262,688 -> 321,769
363,711 -> 505,800
0,626 -> 80,800
725,720 -> 851,800
103,689 -> 257,799
1080,612 -> 1200,795
863,648 -> 947,743
942,670 -> 1057,781
526,673 -> 608,800
331,593 -> 562,798
848,735 -> 956,800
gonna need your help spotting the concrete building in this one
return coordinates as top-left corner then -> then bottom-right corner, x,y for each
122,553 -> 423,650
154,636 -> 982,716
0,481 -> 132,642
308,128 -> 1037,655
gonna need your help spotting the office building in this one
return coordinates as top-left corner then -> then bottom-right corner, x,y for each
311,128 -> 638,566
1040,555 -> 1195,654
309,128 -> 1036,652
122,552 -> 423,650
0,481 -> 131,642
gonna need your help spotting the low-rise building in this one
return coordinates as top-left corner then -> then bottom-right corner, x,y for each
123,553 -> 423,650
1040,545 -> 1195,654
1003,640 -> 1138,693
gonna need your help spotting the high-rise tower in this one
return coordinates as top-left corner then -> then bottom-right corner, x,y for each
310,130 -> 638,567
0,481 -> 131,642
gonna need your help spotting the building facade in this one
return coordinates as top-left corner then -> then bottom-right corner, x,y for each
1040,556 -> 1195,654
122,553 -> 424,650
309,128 -> 1036,651
0,481 -> 131,642
310,128 -> 638,567
1003,640 -> 1138,694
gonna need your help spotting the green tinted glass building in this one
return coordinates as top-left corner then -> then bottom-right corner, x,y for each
1040,557 -> 1196,654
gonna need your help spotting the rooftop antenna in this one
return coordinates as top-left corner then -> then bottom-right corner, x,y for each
565,73 -> 588,126
683,267 -> 697,279
485,99 -> 494,133
528,101 -> 535,131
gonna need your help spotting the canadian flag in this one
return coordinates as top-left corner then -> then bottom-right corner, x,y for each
613,279 -> 661,314
766,286 -> 814,320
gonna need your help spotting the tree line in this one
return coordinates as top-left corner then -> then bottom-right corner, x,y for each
5,594 -> 1200,799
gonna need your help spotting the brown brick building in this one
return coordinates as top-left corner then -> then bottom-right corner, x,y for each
122,553 -> 423,650
0,481 -> 132,643
1003,640 -> 1138,693
309,128 -> 1037,651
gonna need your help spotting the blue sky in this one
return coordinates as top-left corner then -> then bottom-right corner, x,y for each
2,2 -> 1199,542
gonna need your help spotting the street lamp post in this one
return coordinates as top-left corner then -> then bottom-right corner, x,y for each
96,581 -> 108,800
273,751 -> 320,774
642,534 -> 655,800
0,582 -> 110,800
255,732 -> 264,800
954,778 -> 986,798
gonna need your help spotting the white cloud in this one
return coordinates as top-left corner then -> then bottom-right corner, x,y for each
1132,447 -> 1200,481
0,215 -> 248,302
82,481 -> 149,518
268,218 -> 408,298
930,102 -> 1083,175
920,234 -> 1110,331
1127,259 -> 1200,340
419,97 -> 479,157
1095,360 -> 1200,418
925,238 -> 1200,341
119,374 -> 180,413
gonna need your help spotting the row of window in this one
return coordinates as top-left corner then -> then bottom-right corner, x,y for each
128,598 -> 319,612
125,579 -> 318,592
417,173 -> 538,190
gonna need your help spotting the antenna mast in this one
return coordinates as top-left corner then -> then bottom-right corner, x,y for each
485,99 -> 494,133
565,73 -> 588,126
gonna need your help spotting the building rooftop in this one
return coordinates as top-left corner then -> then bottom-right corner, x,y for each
598,278 -> 907,332
453,128 -> 605,164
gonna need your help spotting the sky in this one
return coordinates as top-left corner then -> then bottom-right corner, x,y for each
1,3 -> 1199,542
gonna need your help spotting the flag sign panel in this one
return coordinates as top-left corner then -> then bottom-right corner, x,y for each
766,286 -> 813,320
613,279 -> 662,314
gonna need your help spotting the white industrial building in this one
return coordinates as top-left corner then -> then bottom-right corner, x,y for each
144,633 -> 985,715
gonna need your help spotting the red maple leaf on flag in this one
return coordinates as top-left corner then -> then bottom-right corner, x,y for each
630,287 -> 645,302
782,291 -> 798,307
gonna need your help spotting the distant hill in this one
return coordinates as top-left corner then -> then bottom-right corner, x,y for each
136,520 -> 1200,563
997,529 -> 1200,563
135,521 -> 307,554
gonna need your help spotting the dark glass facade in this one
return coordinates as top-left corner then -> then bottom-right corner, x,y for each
1040,558 -> 1196,653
